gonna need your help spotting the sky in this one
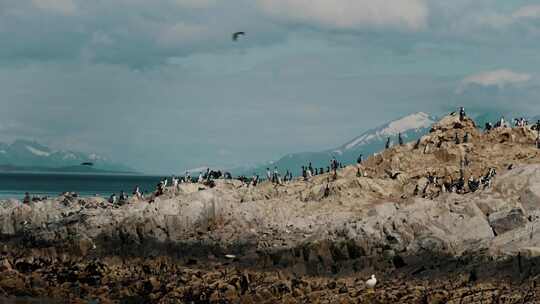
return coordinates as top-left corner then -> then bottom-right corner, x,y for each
2,0 -> 540,174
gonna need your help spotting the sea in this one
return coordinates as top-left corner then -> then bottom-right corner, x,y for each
0,172 -> 166,200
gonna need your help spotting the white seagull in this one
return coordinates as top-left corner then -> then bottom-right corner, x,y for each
365,274 -> 377,289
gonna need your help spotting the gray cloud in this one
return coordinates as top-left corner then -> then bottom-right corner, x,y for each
3,0 -> 539,68
457,69 -> 532,94
0,0 -> 284,67
256,0 -> 429,31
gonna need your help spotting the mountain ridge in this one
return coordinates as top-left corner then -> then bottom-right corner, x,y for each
0,139 -> 136,174
333,111 -> 436,154
232,112 -> 438,176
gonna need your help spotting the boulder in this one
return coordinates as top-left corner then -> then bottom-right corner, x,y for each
488,208 -> 526,236
520,183 -> 540,213
518,247 -> 540,258
0,259 -> 12,272
0,271 -> 26,294
474,197 -> 514,216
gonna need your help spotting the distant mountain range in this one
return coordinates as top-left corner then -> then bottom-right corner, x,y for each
0,139 -> 135,174
5,111 -> 537,176
232,112 -> 437,176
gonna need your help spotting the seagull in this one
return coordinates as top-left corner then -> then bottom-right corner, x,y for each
232,32 -> 245,41
365,274 -> 377,289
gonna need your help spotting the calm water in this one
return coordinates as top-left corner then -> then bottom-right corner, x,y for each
0,172 -> 165,200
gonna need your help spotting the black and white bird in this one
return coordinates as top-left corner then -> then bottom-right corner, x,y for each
232,32 -> 245,41
384,169 -> 401,180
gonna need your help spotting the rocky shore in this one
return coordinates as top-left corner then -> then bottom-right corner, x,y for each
3,114 -> 540,303
1,245 -> 539,303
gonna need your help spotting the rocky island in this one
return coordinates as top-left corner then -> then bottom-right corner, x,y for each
2,114 -> 540,303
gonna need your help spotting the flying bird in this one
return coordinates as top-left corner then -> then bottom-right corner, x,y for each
232,32 -> 245,41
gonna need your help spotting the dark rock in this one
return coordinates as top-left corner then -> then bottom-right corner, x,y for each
488,208 -> 526,236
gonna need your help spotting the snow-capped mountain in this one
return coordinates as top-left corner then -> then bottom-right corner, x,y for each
0,139 -> 134,173
234,112 -> 437,176
334,112 -> 436,154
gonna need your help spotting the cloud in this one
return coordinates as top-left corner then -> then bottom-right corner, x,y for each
157,23 -> 212,49
0,0 -> 284,67
172,0 -> 217,9
31,0 -> 76,15
257,0 -> 428,31
3,0 -> 533,69
457,69 -> 532,94
465,4 -> 540,29
512,5 -> 540,19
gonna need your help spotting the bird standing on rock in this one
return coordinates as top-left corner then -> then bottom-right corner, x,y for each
459,107 -> 466,121
366,274 -> 377,289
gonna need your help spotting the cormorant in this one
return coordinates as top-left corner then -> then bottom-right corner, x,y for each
232,32 -> 245,41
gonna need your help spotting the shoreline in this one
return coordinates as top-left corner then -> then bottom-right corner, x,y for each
0,171 -> 150,177
0,172 -> 167,201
